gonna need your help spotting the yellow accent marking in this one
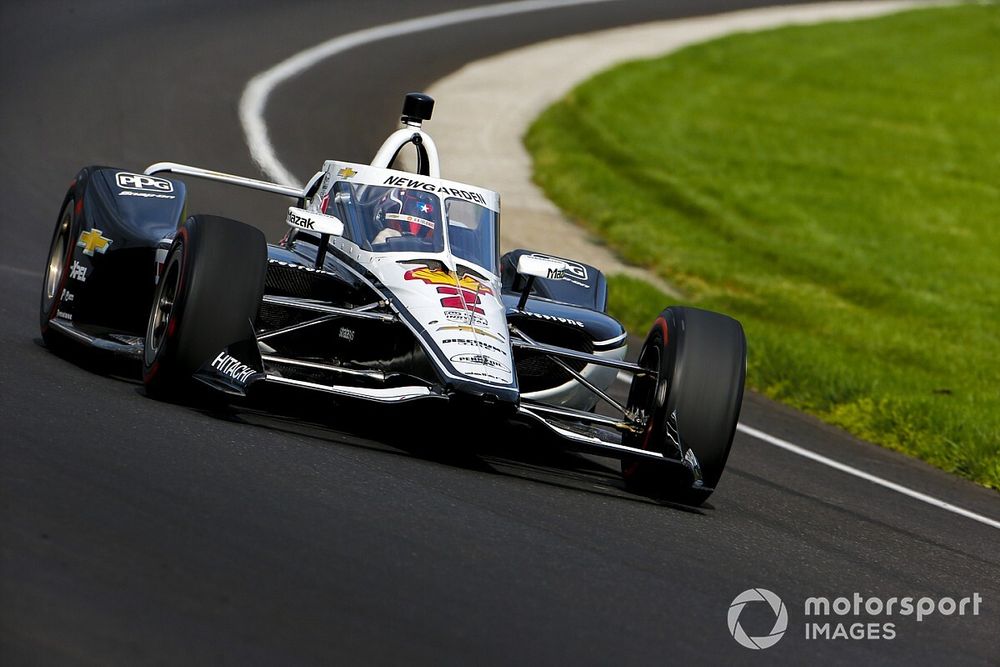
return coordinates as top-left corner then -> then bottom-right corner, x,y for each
77,229 -> 112,256
406,266 -> 492,295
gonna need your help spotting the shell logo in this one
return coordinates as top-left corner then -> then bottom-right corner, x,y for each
403,266 -> 492,296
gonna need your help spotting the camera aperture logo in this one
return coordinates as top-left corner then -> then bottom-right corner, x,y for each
728,588 -> 788,649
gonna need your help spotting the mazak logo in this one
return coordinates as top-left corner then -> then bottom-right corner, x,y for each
287,209 -> 315,230
528,253 -> 588,286
115,172 -> 174,193
728,588 -> 788,650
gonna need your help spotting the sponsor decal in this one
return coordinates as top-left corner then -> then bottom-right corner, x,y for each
437,285 -> 486,315
287,209 -> 315,230
382,176 -> 488,206
210,352 -> 257,385
444,309 -> 489,327
285,207 -> 344,236
108,333 -> 144,346
267,259 -> 334,276
115,172 -> 174,193
441,338 -> 507,356
404,266 -> 494,317
69,260 -> 87,281
513,309 -> 585,329
528,253 -> 589,288
60,289 -> 74,303
404,266 -> 492,294
450,353 -> 510,374
464,369 -> 506,383
338,327 -> 355,342
436,325 -> 506,343
338,167 -> 357,178
385,212 -> 435,229
55,309 -> 72,320
117,190 -> 175,200
77,229 -> 112,257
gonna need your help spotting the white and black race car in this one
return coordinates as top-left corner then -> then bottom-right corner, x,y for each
39,93 -> 746,505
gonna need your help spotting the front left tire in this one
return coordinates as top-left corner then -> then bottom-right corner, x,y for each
143,215 -> 267,399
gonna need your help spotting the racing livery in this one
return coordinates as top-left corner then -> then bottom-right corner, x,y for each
39,93 -> 746,505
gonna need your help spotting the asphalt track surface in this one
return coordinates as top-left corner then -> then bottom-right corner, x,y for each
1,1 -> 998,664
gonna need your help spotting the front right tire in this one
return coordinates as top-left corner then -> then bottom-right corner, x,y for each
621,306 -> 747,505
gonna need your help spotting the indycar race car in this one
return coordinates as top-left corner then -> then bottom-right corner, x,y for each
39,93 -> 746,504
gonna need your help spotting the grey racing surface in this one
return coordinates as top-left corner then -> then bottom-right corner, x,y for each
1,1 -> 997,664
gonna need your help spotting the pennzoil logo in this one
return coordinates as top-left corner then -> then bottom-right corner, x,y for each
450,353 -> 510,375
404,266 -> 493,316
77,229 -> 113,256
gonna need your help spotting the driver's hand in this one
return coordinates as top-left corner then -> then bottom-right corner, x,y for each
373,228 -> 403,244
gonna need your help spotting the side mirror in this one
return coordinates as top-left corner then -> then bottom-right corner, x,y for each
286,207 -> 344,237
517,254 -> 569,280
515,254 -> 570,310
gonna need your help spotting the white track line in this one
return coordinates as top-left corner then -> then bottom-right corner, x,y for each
736,424 -> 1000,530
239,0 -> 621,188
615,370 -> 998,529
241,1 -> 999,531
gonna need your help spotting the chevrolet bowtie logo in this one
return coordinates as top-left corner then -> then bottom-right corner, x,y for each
338,167 -> 357,178
77,229 -> 113,256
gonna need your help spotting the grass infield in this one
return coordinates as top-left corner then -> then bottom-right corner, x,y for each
525,4 -> 1000,488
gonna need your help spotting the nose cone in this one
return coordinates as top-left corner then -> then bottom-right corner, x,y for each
449,377 -> 520,412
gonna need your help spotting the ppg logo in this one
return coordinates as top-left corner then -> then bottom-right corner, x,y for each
115,172 -> 174,193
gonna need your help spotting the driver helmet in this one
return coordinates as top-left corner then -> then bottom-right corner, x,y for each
374,188 -> 440,238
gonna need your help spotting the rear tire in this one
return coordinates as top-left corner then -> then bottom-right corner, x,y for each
621,306 -> 746,505
142,215 -> 266,399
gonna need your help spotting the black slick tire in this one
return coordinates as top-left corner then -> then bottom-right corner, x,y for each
142,215 -> 266,399
39,194 -> 78,351
621,306 -> 746,505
